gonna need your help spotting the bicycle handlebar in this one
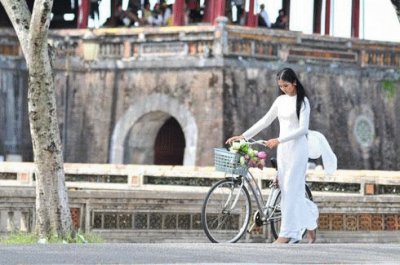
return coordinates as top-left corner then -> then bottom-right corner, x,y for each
246,139 -> 265,146
229,139 -> 265,146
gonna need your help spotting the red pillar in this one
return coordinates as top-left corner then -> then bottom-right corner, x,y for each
351,0 -> 360,38
325,0 -> 331,35
203,0 -> 226,24
173,0 -> 186,26
203,0 -> 214,23
246,0 -> 257,27
77,0 -> 90,28
214,0 -> 226,19
313,0 -> 322,34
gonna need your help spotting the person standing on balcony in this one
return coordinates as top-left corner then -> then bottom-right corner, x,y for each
226,68 -> 318,244
113,1 -> 131,26
258,4 -> 271,28
232,0 -> 245,25
147,3 -> 163,26
272,9 -> 289,29
161,2 -> 173,26
142,1 -> 153,25
187,0 -> 202,23
111,0 -> 142,27
127,0 -> 142,26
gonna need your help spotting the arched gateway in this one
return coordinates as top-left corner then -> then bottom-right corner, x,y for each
109,94 -> 198,166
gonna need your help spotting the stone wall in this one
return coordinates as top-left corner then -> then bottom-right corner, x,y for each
0,25 -> 399,169
54,61 -> 224,166
0,57 -> 31,161
222,62 -> 400,170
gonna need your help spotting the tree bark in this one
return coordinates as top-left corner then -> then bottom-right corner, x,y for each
0,0 -> 31,62
0,0 -> 72,240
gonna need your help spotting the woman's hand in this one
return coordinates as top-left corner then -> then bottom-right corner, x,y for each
263,138 -> 280,149
225,135 -> 244,145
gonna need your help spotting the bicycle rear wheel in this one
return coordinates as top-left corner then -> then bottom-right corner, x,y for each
201,178 -> 251,243
270,184 -> 313,240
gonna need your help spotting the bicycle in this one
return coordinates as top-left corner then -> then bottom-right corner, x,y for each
201,140 -> 313,243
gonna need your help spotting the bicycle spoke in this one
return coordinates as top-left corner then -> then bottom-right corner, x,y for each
208,212 -> 228,230
202,179 -> 251,243
215,214 -> 230,230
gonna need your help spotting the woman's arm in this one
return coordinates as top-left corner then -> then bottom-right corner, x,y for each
278,98 -> 310,143
242,98 -> 279,140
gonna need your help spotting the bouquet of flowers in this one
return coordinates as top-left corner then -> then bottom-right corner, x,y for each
229,140 -> 267,170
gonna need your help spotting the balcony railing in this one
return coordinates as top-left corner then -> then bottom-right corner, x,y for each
0,24 -> 399,68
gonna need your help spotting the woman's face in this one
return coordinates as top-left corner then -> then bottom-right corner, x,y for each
277,79 -> 297,96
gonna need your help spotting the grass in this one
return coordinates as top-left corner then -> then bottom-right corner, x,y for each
0,231 -> 105,244
0,233 -> 38,244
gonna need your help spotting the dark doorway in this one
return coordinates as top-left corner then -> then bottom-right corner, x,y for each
154,117 -> 185,165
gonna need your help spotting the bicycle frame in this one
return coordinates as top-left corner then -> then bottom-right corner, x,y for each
222,139 -> 281,229
229,169 -> 280,222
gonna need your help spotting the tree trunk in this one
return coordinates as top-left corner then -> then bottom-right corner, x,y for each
28,43 -> 72,240
0,0 -> 72,240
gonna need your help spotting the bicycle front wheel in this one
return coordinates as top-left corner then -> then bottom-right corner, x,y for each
270,184 -> 313,240
201,178 -> 251,243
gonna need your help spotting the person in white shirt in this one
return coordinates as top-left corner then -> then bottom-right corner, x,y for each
258,4 -> 271,28
226,68 -> 319,244
162,3 -> 173,26
147,3 -> 163,26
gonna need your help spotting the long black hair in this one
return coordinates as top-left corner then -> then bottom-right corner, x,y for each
276,68 -> 308,120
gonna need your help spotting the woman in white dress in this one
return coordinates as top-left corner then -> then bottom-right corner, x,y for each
226,68 -> 318,244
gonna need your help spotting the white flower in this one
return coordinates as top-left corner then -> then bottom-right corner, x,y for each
232,142 -> 241,150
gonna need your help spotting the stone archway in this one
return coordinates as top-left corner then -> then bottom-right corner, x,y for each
109,93 -> 198,165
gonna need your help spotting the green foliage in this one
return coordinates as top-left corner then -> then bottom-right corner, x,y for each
382,80 -> 397,99
0,231 -> 105,244
144,176 -> 216,186
0,233 -> 38,244
72,232 -> 105,244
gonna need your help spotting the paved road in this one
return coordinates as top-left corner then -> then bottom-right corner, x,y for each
0,243 -> 399,265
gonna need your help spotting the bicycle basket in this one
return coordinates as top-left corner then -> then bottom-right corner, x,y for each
214,148 -> 248,176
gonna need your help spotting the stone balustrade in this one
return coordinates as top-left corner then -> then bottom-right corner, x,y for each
1,162 -> 400,243
0,24 -> 399,68
1,162 -> 400,195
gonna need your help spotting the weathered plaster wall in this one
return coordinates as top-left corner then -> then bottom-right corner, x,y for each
53,61 -> 224,166
223,61 -> 400,170
54,68 -> 116,163
1,43 -> 399,169
0,58 -> 31,161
